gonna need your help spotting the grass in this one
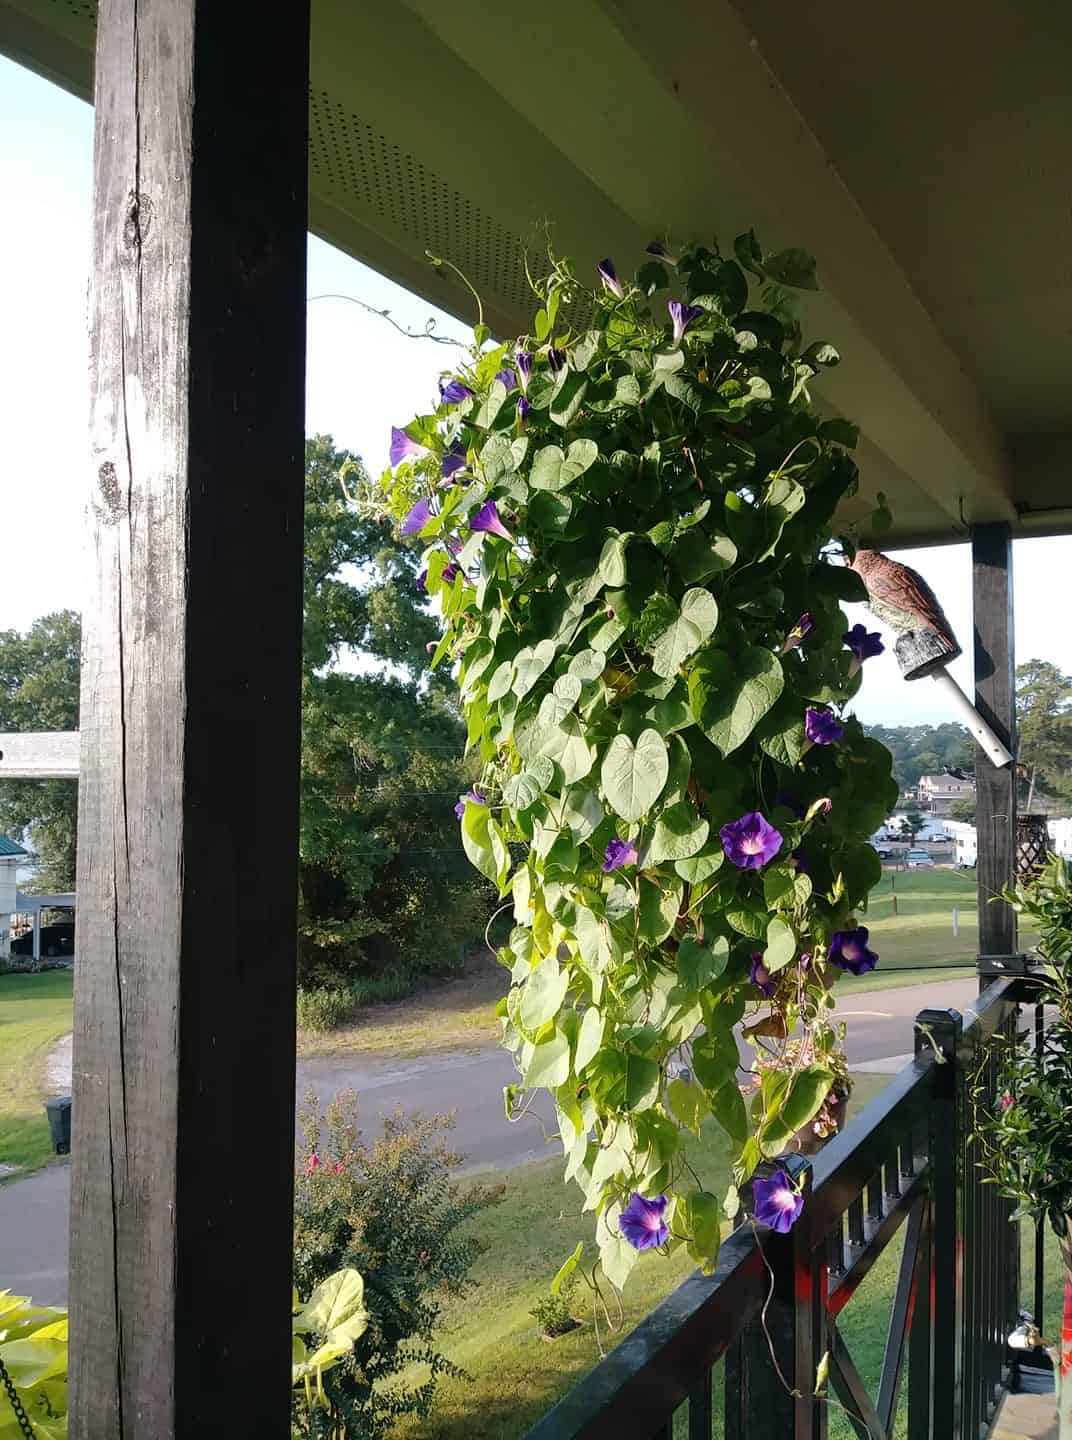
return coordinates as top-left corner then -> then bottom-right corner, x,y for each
300,871 -> 994,1058
0,969 -> 74,1177
392,1069 -> 1063,1439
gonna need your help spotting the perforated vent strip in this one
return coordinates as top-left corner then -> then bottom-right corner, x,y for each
309,89 -> 533,319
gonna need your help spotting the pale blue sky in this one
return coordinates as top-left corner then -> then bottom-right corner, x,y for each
3,55 -> 1070,726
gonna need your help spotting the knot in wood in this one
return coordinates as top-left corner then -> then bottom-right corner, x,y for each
96,461 -> 125,525
123,190 -> 153,254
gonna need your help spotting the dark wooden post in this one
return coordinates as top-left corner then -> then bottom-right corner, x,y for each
972,523 -> 1017,959
70,3 -> 309,1436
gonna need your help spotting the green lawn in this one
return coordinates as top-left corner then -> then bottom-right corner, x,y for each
0,969 -> 74,1176
840,867 -> 982,992
395,1069 -> 1061,1439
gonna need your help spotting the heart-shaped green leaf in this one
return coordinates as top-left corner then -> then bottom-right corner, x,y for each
601,728 -> 669,821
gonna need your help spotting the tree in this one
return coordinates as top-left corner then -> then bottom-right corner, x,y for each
298,436 -> 488,986
901,809 -> 927,844
0,442 -> 491,980
1016,659 -> 1072,811
949,798 -> 976,823
0,611 -> 80,889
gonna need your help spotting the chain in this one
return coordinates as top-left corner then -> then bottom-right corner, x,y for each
0,1352 -> 37,1440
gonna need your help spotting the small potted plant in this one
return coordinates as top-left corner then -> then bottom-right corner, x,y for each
973,855 -> 1072,1434
751,1036 -> 853,1155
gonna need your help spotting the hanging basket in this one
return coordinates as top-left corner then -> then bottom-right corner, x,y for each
1017,815 -> 1050,884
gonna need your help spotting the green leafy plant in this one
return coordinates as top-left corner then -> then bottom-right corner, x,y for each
292,1089 -> 503,1438
297,986 -> 357,1033
529,1270 -> 580,1339
369,234 -> 896,1289
0,1290 -> 67,1439
974,855 -> 1072,1254
292,1268 -> 370,1423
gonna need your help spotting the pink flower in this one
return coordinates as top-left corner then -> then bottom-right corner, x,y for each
334,1161 -> 345,1174
306,1153 -> 320,1174
1001,1091 -> 1015,1112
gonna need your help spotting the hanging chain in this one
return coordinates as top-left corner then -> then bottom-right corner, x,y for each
0,1352 -> 37,1440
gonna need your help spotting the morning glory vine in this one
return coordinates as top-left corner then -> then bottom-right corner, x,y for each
365,234 -> 896,1290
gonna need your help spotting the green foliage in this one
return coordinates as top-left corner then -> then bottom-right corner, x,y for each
1016,659 -> 1072,809
973,856 -> 1072,1249
900,810 -> 926,843
949,798 -> 976,823
372,234 -> 897,1287
300,435 -> 491,987
292,1089 -> 504,1438
0,1288 -> 67,1439
0,612 -> 80,891
297,986 -> 357,1033
528,1271 -> 579,1338
865,722 -> 972,793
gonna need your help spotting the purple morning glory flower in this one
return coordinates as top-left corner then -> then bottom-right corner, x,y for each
390,427 -> 427,467
753,1170 -> 804,1233
602,836 -> 639,873
547,347 -> 567,375
720,812 -> 783,870
454,788 -> 486,820
597,258 -> 624,299
805,707 -> 844,746
441,443 -> 467,481
668,300 -> 703,343
439,376 -> 473,404
517,396 -> 532,422
829,927 -> 879,977
645,240 -> 679,265
470,499 -> 512,541
750,952 -> 776,998
416,570 -> 427,594
441,562 -> 460,585
619,1192 -> 669,1251
446,535 -> 463,556
401,496 -> 432,537
782,613 -> 815,653
843,623 -> 884,664
495,368 -> 516,390
515,351 -> 534,393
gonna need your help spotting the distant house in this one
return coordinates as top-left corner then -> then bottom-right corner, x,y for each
0,834 -> 30,959
918,771 -> 976,816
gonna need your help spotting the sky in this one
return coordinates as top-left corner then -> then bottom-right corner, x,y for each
3,56 -> 1071,728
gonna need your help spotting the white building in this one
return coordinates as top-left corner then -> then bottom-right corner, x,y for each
944,819 -> 978,866
1047,818 -> 1072,860
917,772 -> 976,817
0,835 -> 30,959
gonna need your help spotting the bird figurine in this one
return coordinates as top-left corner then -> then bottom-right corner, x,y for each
850,548 -> 961,677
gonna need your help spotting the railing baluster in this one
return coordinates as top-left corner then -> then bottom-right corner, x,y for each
908,1192 -> 933,1440
847,1194 -> 865,1249
867,1172 -> 884,1224
828,1215 -> 845,1277
885,1149 -> 902,1201
688,1370 -> 712,1440
916,1006 -> 963,1440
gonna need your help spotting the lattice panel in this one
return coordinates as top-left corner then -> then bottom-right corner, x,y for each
1016,813 -> 1049,882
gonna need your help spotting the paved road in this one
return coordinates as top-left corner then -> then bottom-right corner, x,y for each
0,975 -> 980,1305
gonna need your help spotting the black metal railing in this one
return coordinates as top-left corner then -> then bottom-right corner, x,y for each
527,975 -> 1044,1440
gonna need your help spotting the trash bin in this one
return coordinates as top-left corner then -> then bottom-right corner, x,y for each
45,1095 -> 72,1155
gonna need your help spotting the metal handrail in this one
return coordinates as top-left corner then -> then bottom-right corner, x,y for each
526,974 -> 1040,1440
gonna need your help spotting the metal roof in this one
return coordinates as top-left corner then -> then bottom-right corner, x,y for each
3,0 -> 1070,545
0,834 -> 29,858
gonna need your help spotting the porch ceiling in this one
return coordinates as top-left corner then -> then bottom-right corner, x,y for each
4,0 -> 1070,544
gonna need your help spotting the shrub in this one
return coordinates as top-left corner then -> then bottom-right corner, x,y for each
292,1088 -> 503,1438
529,1271 -> 580,1338
351,970 -> 412,1008
296,986 -> 355,1033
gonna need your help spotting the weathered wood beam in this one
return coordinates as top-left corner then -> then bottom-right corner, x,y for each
0,731 -> 80,780
972,523 -> 1017,957
69,3 -> 309,1436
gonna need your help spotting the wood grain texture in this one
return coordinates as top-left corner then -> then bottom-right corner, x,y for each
0,731 -> 80,779
972,523 -> 1017,957
70,2 -> 309,1435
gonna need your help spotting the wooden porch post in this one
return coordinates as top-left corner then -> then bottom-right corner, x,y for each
69,3 -> 310,1436
971,523 -> 1017,959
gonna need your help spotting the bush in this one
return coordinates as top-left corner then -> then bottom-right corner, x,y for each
352,970 -> 413,1007
292,1088 -> 503,1438
296,986 -> 355,1032
529,1272 -> 580,1338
